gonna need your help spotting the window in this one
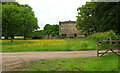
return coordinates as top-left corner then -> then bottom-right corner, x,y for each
74,33 -> 77,37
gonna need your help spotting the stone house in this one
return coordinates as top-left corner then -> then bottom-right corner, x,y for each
59,20 -> 85,38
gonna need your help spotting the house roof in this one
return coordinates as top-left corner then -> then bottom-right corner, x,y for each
59,20 -> 76,23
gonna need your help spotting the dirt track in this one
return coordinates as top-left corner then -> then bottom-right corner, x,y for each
2,50 -> 118,71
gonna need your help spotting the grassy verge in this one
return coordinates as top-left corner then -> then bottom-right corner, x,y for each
18,54 -> 118,71
2,38 -> 97,52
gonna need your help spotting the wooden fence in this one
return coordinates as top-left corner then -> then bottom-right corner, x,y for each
97,37 -> 120,57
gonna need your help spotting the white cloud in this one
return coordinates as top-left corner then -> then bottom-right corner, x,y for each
16,0 -> 91,30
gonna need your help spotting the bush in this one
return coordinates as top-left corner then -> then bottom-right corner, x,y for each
87,30 -> 120,40
32,35 -> 42,39
87,30 -> 120,50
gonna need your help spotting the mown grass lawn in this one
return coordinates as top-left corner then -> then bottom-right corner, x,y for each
2,38 -> 97,52
19,54 -> 118,71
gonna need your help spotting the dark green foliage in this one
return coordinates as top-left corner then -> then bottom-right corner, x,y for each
32,36 -> 42,39
2,2 -> 22,41
0,2 -> 2,39
76,2 -> 120,34
19,4 -> 39,40
2,2 -> 39,41
44,24 -> 59,36
33,24 -> 59,38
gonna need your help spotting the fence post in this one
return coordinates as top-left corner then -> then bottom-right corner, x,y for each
110,37 -> 112,45
97,39 -> 99,57
110,37 -> 112,51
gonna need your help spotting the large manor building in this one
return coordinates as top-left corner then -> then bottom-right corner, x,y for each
59,20 -> 85,38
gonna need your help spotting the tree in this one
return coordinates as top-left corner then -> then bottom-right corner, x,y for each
76,2 -> 120,34
34,24 -> 59,37
0,2 -> 2,39
2,2 -> 39,41
93,2 -> 119,33
44,24 -> 52,35
20,4 -> 39,40
76,2 -> 96,34
44,24 -> 59,36
51,25 -> 59,36
2,2 -> 23,42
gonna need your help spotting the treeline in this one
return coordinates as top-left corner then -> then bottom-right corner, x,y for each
33,24 -> 59,39
2,2 -> 39,41
76,2 -> 120,35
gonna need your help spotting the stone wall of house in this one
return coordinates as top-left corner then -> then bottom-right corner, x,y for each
59,20 -> 85,38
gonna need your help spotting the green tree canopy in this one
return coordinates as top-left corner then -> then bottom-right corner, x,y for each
44,24 -> 59,36
20,4 -> 39,40
34,24 -> 59,37
2,2 -> 39,41
2,2 -> 23,41
76,2 -> 120,34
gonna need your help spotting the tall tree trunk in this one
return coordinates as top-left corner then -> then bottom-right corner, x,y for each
11,36 -> 14,42
24,33 -> 26,40
24,36 -> 26,40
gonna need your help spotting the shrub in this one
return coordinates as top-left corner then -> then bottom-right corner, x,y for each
88,30 -> 120,50
32,36 -> 42,39
87,30 -> 120,40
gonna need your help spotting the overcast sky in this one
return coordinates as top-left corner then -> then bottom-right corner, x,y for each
16,0 -> 91,30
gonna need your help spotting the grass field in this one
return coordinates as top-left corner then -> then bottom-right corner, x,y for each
19,54 -> 118,71
2,38 -> 97,52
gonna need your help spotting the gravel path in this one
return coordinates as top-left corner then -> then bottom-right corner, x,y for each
2,50 -> 118,71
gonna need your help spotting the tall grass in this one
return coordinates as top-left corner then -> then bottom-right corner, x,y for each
2,38 -> 97,52
2,30 -> 119,52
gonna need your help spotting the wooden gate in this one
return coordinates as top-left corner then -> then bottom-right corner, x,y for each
97,37 -> 120,57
